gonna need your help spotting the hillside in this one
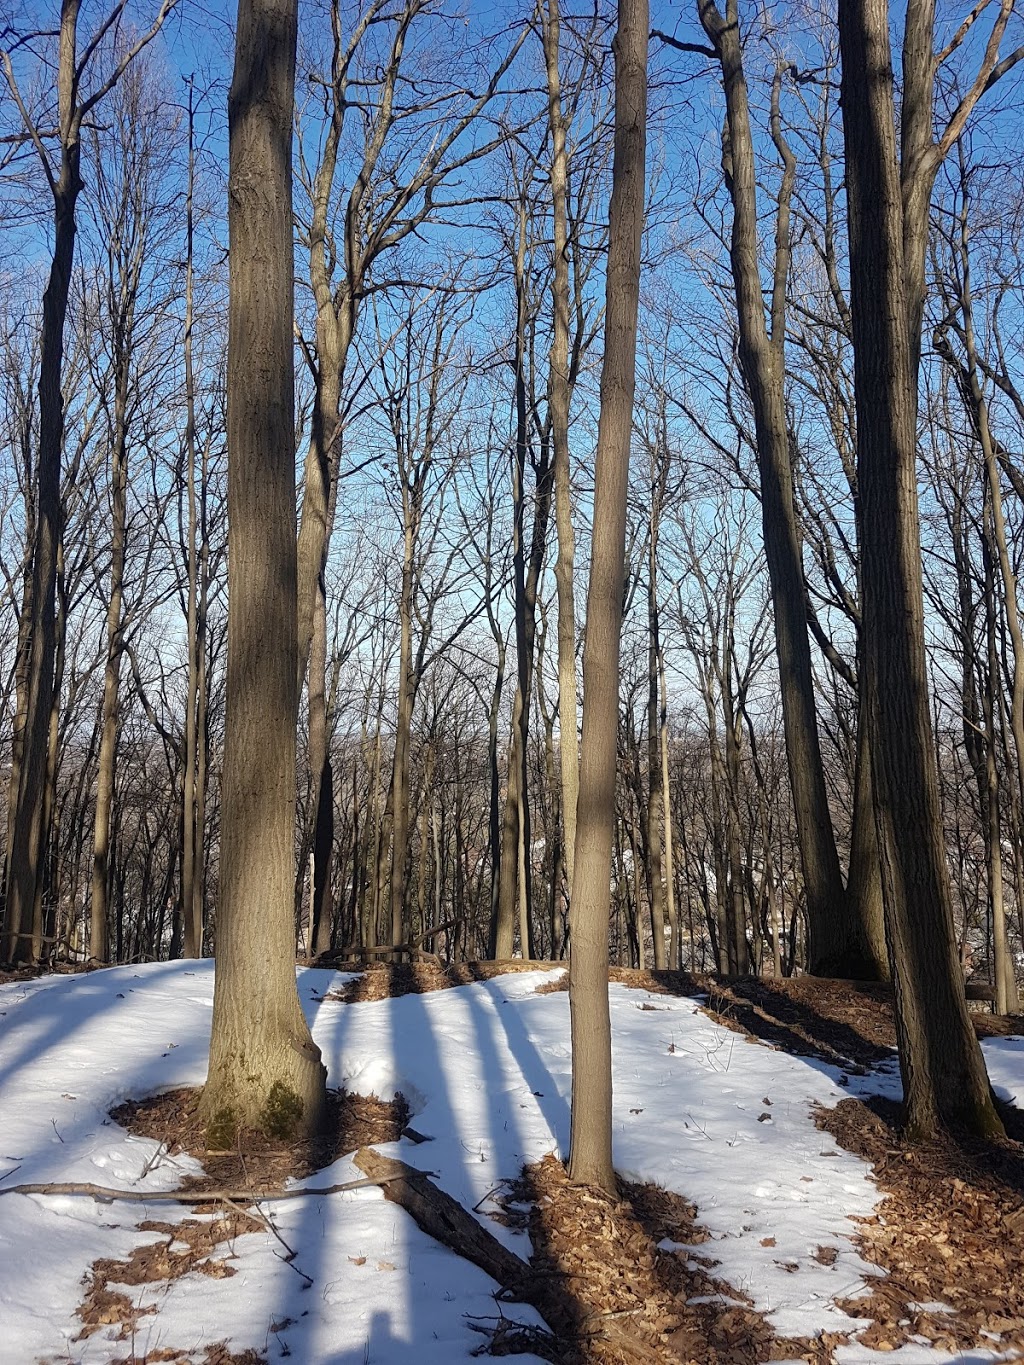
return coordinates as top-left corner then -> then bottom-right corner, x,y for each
1,964 -> 1022,1364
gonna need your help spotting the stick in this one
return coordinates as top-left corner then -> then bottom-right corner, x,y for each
0,1172 -> 413,1204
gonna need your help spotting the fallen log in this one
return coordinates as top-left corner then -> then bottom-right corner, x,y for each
351,1147 -> 663,1363
319,917 -> 467,966
352,1147 -> 529,1288
965,980 -> 998,1003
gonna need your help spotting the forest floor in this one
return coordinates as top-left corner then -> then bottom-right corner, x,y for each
0,962 -> 1022,1364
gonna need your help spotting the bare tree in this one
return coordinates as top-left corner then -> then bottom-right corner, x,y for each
682,5 -> 885,978
0,0 -> 176,965
201,0 -> 327,1140
568,0 -> 647,1194
838,0 -> 1001,1139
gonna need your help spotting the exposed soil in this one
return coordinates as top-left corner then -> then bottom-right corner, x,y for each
111,1086 -> 410,1196
323,958 -> 565,1003
488,1154 -> 839,1364
91,1348 -> 265,1365
75,1211 -> 263,1344
0,959 -> 101,987
69,1087 -> 411,1362
819,1098 -> 1024,1356
328,963 -> 1024,1362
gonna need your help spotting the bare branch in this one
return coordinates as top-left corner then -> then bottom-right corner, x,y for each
936,0 -> 990,66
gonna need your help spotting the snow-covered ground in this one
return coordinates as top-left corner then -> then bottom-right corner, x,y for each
0,962 -> 1019,1364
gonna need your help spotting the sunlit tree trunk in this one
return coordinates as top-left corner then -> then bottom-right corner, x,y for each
202,0 -> 326,1140
568,0 -> 647,1193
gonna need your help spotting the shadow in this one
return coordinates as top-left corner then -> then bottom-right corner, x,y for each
490,1154 -> 776,1362
267,962 -> 571,1360
0,962 -> 226,1360
263,963 -> 357,1364
321,1308 -> 456,1363
463,967 -> 571,1154
0,964 -> 165,1093
848,1091 -> 1024,1198
268,964 -> 445,1362
630,969 -> 897,1071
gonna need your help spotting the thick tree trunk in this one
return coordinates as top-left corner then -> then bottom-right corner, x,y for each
202,0 -> 326,1140
568,0 -> 647,1193
837,0 -> 1001,1139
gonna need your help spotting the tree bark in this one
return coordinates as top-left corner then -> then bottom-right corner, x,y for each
658,647 -> 679,968
697,6 -> 867,976
202,0 -> 326,1140
568,0 -> 647,1193
646,452 -> 667,969
837,0 -> 1001,1139
89,379 -> 127,965
182,84 -> 204,960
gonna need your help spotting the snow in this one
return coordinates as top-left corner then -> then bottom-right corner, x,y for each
0,961 -> 1020,1363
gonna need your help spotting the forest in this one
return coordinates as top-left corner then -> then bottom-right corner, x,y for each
2,0 -> 1024,1359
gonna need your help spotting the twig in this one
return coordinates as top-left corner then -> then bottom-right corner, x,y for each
472,1181 -> 508,1213
219,1193 -> 314,1288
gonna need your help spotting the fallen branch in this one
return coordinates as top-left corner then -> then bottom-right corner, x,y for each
321,916 -> 467,966
323,942 -> 443,965
0,1172 -> 411,1204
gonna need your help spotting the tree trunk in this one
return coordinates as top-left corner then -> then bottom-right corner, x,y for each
90,324 -> 132,965
308,580 -> 335,956
3,516 -> 34,960
954,200 -> 1023,1012
980,517 -> 1014,1015
202,0 -> 326,1140
494,200 -> 539,958
646,467 -> 667,969
845,685 -> 890,979
544,0 -> 581,902
5,175 -> 75,966
659,648 -> 679,968
837,0 -> 1001,1139
698,2 -> 859,977
568,0 -> 647,1193
182,88 -> 204,959
388,523 -> 417,950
